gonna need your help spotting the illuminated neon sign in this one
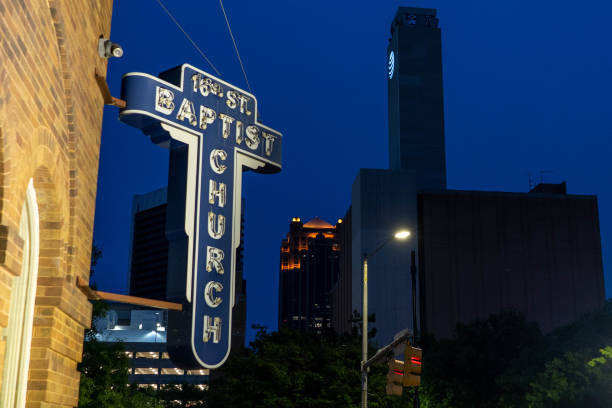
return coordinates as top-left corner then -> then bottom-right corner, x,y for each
119,64 -> 282,368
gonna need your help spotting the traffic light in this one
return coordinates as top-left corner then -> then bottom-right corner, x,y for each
403,345 -> 422,387
386,359 -> 405,396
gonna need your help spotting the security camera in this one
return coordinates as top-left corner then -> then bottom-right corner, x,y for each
98,37 -> 123,58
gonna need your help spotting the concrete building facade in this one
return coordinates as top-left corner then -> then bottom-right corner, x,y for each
0,1 -> 113,406
351,169 -> 419,345
330,207 -> 352,334
418,187 -> 605,338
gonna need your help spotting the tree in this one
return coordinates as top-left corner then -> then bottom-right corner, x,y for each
157,383 -> 207,408
78,244 -> 163,408
420,310 -> 544,408
419,301 -> 612,408
205,326 -> 411,408
522,300 -> 612,407
525,347 -> 612,407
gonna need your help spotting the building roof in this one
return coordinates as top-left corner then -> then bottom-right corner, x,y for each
303,216 -> 335,229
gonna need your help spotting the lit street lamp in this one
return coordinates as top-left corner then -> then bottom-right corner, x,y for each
361,229 -> 410,408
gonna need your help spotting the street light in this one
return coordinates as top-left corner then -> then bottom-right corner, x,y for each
361,229 -> 410,408
394,230 -> 411,239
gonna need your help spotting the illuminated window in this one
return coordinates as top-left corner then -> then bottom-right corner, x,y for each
125,352 -> 134,358
161,352 -> 170,359
134,368 -> 159,375
186,369 -> 209,375
161,368 -> 184,375
1,179 -> 39,407
137,384 -> 159,390
135,352 -> 159,359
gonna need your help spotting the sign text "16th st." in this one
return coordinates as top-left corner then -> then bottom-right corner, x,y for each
154,74 -> 278,158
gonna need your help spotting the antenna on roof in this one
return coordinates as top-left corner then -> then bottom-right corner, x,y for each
540,170 -> 553,184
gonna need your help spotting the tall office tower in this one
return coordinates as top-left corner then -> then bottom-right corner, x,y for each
345,7 -> 605,347
128,188 -> 247,349
278,217 -> 341,333
128,188 -> 169,301
387,7 -> 446,190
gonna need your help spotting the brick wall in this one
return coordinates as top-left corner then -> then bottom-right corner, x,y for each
0,1 -> 113,406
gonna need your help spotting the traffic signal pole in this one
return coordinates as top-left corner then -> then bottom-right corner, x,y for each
361,256 -> 369,408
362,330 -> 411,370
361,329 -> 422,401
360,231 -> 411,408
411,250 -> 420,408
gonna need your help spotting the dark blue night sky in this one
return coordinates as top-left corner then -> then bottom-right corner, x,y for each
93,0 -> 612,342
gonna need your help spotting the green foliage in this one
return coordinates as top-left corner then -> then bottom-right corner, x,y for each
205,327 -> 411,408
157,383 -> 207,407
421,310 -> 543,408
78,309 -> 164,408
523,300 -> 612,407
419,300 -> 612,408
525,347 -> 612,407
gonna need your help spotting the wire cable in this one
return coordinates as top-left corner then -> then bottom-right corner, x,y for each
155,0 -> 222,77
219,0 -> 252,93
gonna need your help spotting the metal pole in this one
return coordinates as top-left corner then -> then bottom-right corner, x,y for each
361,255 -> 368,408
410,250 -> 417,341
410,250 -> 420,408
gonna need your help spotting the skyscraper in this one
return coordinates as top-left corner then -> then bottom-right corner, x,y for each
278,217 -> 341,332
128,188 -> 169,301
387,7 -> 446,189
344,7 -> 605,345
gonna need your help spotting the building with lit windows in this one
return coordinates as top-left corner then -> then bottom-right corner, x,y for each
95,303 -> 208,390
278,217 -> 342,332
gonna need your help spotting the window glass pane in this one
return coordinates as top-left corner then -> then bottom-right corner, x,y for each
161,368 -> 184,375
137,384 -> 159,390
134,367 -> 158,375
135,352 -> 159,359
186,369 -> 209,375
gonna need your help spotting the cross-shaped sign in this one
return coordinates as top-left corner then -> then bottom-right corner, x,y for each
119,64 -> 282,369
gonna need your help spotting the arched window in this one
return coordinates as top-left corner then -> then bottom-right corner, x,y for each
1,179 -> 40,407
